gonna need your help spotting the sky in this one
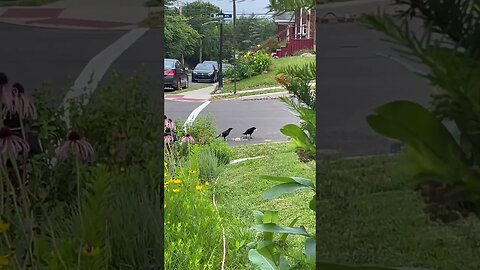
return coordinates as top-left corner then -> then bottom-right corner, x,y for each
181,0 -> 272,17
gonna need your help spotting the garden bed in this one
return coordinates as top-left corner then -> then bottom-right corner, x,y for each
215,142 -> 316,269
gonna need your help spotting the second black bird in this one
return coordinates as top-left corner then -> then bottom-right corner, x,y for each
216,128 -> 233,141
243,127 -> 257,138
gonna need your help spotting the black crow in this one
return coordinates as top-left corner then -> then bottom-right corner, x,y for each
216,128 -> 233,141
243,127 -> 257,138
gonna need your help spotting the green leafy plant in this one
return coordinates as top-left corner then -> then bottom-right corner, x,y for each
247,176 -> 315,270
207,140 -> 235,165
363,0 -> 480,222
225,50 -> 274,81
183,115 -> 218,145
276,62 -> 316,162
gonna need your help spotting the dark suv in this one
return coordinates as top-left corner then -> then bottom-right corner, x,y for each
192,63 -> 217,83
164,59 -> 188,91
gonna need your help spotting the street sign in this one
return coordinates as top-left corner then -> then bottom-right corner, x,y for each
210,13 -> 233,19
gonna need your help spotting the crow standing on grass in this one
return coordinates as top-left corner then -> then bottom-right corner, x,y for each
216,128 -> 233,141
243,127 -> 257,138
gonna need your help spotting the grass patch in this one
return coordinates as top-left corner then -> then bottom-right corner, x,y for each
215,142 -> 315,269
223,56 -> 314,92
317,156 -> 480,269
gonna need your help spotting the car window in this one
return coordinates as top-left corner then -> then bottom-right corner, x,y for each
164,60 -> 175,69
195,64 -> 214,70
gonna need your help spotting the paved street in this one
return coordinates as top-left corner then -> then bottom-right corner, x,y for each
165,99 -> 298,145
0,22 -> 162,106
316,21 -> 430,157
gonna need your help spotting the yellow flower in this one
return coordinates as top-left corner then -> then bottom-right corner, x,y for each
190,170 -> 197,174
0,255 -> 8,267
164,203 -> 167,208
195,185 -> 204,191
205,181 -> 209,186
164,161 -> 167,167
82,245 -> 100,257
173,179 -> 181,184
164,172 -> 168,177
173,188 -> 180,193
0,220 -> 10,233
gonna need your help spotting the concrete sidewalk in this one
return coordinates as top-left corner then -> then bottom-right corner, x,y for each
165,85 -> 216,102
0,0 -> 157,30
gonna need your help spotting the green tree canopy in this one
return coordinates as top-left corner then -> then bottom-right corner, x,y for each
164,14 -> 201,59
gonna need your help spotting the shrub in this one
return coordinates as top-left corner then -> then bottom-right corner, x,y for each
224,50 -> 273,81
183,115 -> 218,145
207,140 -> 234,165
197,146 -> 226,181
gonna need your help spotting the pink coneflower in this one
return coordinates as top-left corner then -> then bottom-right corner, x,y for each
168,118 -> 176,132
164,134 -> 173,144
56,131 -> 95,162
0,127 -> 30,163
181,134 -> 195,144
0,73 -> 14,114
12,82 -> 38,120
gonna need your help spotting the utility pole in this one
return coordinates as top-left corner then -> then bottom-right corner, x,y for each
178,0 -> 184,65
218,10 -> 224,91
232,0 -> 237,95
199,37 -> 203,63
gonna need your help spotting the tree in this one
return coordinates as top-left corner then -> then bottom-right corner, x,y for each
183,1 -> 221,32
164,14 -> 200,60
268,0 -> 315,14
182,1 -> 221,66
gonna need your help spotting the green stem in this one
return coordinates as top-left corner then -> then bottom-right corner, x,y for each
1,167 -> 28,269
75,157 -> 84,270
19,116 -> 29,190
8,152 -> 30,213
4,233 -> 22,269
40,204 -> 68,270
0,173 -> 4,213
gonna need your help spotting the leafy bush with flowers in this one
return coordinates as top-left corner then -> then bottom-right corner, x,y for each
0,70 -> 162,269
163,116 -> 227,269
224,50 -> 273,82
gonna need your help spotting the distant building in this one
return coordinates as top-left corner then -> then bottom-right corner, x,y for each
268,8 -> 315,57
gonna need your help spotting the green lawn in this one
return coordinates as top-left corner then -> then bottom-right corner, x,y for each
317,156 -> 480,269
215,142 -> 315,269
223,56 -> 315,92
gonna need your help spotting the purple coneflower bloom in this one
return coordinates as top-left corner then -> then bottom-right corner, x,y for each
11,83 -> 38,120
0,73 -> 15,114
56,131 -> 95,162
0,127 -> 30,163
168,118 -> 176,131
164,134 -> 173,144
181,134 -> 195,144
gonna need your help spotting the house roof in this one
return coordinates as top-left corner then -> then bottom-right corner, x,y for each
274,12 -> 295,23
